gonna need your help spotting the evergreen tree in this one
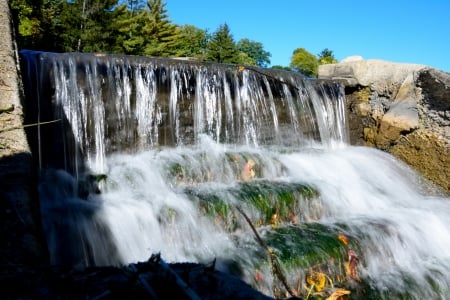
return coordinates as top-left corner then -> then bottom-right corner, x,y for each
142,0 -> 181,57
206,23 -> 237,64
121,0 -> 146,12
110,3 -> 146,54
318,48 -> 338,65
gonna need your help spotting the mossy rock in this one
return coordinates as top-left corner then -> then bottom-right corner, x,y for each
261,223 -> 356,270
164,151 -> 285,185
230,223 -> 364,299
184,180 -> 321,230
235,180 -> 320,225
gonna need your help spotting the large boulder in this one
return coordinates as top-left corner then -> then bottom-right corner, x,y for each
319,58 -> 450,193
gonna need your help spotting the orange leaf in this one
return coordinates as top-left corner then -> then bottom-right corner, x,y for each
326,288 -> 351,300
337,233 -> 349,246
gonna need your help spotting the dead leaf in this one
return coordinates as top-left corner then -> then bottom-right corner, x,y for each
306,271 -> 326,292
337,233 -> 349,246
346,249 -> 359,280
255,270 -> 263,282
326,288 -> 351,300
241,159 -> 255,181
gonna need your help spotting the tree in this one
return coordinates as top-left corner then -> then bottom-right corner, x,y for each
120,0 -> 146,12
271,65 -> 292,71
206,23 -> 238,64
235,52 -> 256,66
290,48 -> 318,77
56,0 -> 119,52
9,0 -> 47,49
236,38 -> 271,67
110,3 -> 146,54
318,48 -> 338,65
176,25 -> 209,59
142,0 -> 181,57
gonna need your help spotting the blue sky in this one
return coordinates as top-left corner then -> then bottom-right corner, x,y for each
165,0 -> 450,72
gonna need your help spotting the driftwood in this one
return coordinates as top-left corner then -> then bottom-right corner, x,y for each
234,205 -> 299,299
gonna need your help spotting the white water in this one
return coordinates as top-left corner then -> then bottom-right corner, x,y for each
280,146 -> 450,297
39,139 -> 450,298
22,52 -> 450,298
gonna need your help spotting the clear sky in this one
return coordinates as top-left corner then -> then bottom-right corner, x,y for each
165,0 -> 450,72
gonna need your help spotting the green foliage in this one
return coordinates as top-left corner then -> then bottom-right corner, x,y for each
318,48 -> 338,65
236,38 -> 271,67
56,0 -> 120,52
290,47 -> 319,77
9,0 -> 334,70
206,23 -> 238,64
271,65 -> 292,71
109,4 -> 146,54
142,0 -> 181,56
263,224 -> 350,269
9,0 -> 41,47
176,25 -> 209,59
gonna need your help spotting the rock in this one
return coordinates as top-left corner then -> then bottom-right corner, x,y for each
319,59 -> 450,193
0,0 -> 49,267
341,55 -> 364,63
1,255 -> 278,300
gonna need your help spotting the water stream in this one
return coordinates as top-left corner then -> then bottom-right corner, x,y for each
20,51 -> 450,299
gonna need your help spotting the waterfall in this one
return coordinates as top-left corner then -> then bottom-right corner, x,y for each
20,51 -> 450,299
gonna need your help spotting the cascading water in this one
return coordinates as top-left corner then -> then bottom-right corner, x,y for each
20,51 -> 450,299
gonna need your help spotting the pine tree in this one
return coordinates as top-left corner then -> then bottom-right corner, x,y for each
206,23 -> 237,64
317,48 -> 338,65
110,4 -> 146,55
142,0 -> 181,57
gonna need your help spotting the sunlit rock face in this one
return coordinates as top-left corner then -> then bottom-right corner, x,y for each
319,59 -> 450,193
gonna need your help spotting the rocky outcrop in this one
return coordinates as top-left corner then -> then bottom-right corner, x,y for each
0,0 -> 48,266
319,58 -> 450,193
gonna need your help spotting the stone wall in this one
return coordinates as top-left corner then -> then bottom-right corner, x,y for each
0,0 -> 48,266
319,57 -> 450,193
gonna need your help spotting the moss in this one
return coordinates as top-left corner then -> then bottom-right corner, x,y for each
184,180 -> 321,230
262,224 -> 352,270
235,223 -> 366,299
236,181 -> 315,225
352,86 -> 371,104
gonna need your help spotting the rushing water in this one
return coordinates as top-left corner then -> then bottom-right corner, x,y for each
21,51 -> 450,299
